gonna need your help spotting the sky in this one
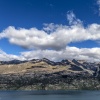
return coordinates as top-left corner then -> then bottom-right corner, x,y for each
0,0 -> 100,62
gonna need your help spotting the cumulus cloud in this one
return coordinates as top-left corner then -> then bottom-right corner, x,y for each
0,11 -> 100,62
0,47 -> 100,62
0,12 -> 100,50
21,46 -> 100,62
0,49 -> 25,61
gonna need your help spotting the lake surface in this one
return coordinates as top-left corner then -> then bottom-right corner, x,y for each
0,90 -> 100,100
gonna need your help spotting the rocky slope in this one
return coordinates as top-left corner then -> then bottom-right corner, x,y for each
0,58 -> 100,90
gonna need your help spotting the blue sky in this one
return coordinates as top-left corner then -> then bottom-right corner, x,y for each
0,0 -> 100,62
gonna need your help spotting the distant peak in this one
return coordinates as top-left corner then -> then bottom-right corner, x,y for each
42,58 -> 50,61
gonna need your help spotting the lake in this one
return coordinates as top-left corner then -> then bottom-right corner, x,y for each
0,90 -> 100,100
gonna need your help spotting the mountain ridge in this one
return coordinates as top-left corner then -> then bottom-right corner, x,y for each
0,58 -> 100,90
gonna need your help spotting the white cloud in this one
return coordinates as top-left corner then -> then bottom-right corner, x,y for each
21,46 -> 100,62
0,11 -> 100,62
0,49 -> 25,61
67,11 -> 82,25
0,24 -> 100,50
0,12 -> 100,50
0,47 -> 100,62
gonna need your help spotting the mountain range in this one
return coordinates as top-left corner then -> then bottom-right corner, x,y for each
0,58 -> 100,90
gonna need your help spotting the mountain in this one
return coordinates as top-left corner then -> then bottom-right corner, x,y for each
0,60 -> 27,64
0,58 -> 100,90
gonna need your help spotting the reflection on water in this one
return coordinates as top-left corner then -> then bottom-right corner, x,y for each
0,90 -> 100,100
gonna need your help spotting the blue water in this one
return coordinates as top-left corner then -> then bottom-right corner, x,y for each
0,90 -> 100,100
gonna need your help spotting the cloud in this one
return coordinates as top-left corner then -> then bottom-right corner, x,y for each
0,11 -> 100,62
21,46 -> 100,62
0,47 -> 100,62
0,12 -> 100,50
0,49 -> 25,61
97,0 -> 100,16
67,11 -> 82,25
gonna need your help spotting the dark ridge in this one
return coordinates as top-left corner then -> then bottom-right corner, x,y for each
0,60 -> 28,65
